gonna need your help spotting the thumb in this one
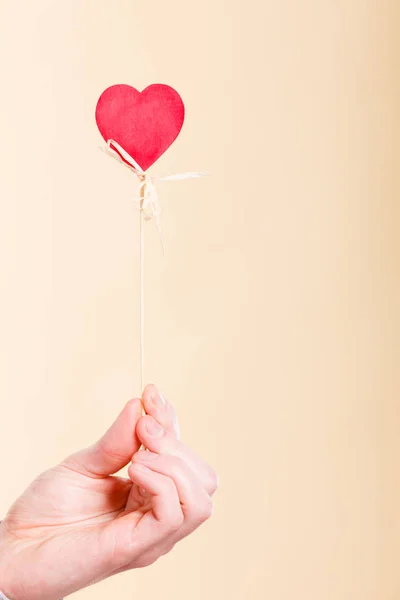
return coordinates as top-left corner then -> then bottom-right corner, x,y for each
63,398 -> 142,477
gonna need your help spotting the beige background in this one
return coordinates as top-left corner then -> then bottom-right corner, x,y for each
0,1 -> 399,598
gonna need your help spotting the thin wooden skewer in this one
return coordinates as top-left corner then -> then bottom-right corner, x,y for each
139,181 -> 145,395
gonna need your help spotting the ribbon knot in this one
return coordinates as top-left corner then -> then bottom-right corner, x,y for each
102,138 -> 208,229
104,139 -> 162,227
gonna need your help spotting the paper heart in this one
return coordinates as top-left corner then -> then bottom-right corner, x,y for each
95,83 -> 185,171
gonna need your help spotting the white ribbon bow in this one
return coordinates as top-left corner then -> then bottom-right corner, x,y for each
102,139 -> 207,232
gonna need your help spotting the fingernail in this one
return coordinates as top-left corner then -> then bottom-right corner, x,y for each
136,450 -> 158,461
151,388 -> 166,408
146,418 -> 164,438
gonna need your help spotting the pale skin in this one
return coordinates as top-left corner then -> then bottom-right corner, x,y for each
0,385 -> 219,600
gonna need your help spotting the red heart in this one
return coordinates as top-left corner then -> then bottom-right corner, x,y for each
95,83 -> 185,171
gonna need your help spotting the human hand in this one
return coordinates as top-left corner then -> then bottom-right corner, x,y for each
0,385 -> 218,600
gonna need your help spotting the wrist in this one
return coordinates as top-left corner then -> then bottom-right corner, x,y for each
0,526 -> 63,600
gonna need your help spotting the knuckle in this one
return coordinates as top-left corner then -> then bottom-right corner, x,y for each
172,421 -> 181,439
136,551 -> 160,568
167,510 -> 184,531
161,455 -> 187,478
206,468 -> 220,495
161,543 -> 176,556
169,455 -> 187,472
161,476 -> 177,497
193,497 -> 214,523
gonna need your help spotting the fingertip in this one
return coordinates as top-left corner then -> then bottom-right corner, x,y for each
136,414 -> 166,444
136,414 -> 148,442
142,386 -> 172,425
126,397 -> 142,413
137,413 -> 159,432
128,461 -> 153,484
122,398 -> 143,451
123,398 -> 143,429
142,383 -> 159,404
137,413 -> 151,428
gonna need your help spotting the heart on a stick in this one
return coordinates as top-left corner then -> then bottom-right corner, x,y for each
95,84 -> 185,171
